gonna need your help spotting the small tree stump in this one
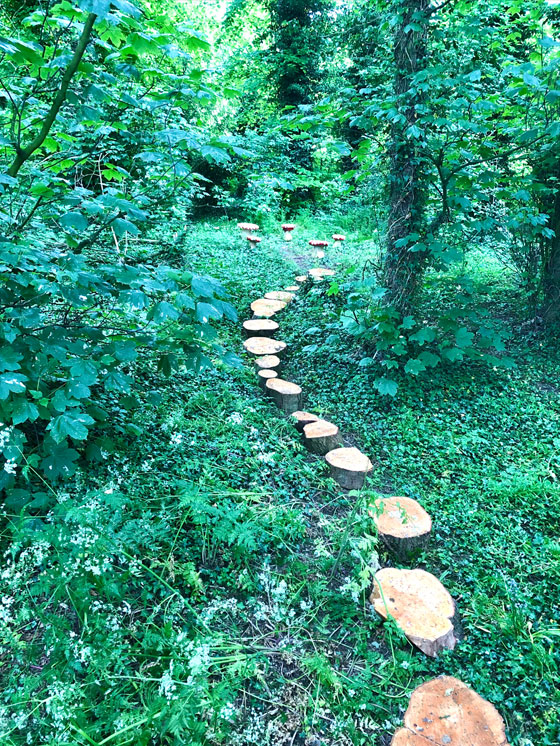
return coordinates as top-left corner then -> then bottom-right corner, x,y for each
285,285 -> 300,292
254,355 -> 281,371
264,291 -> 295,303
291,410 -> 320,432
303,419 -> 342,455
391,676 -> 510,745
295,275 -> 308,283
324,447 -> 372,489
371,496 -> 432,559
243,337 -> 287,356
243,319 -> 280,338
251,298 -> 287,318
265,378 -> 302,413
309,267 -> 335,280
370,568 -> 457,658
258,369 -> 278,390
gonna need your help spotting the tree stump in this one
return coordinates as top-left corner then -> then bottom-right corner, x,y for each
324,447 -> 372,489
254,355 -> 281,371
371,496 -> 432,559
251,298 -> 287,318
291,410 -> 320,433
258,369 -> 278,390
265,378 -> 302,414
285,285 -> 300,292
295,275 -> 308,284
242,319 -> 280,338
309,267 -> 335,280
303,419 -> 342,455
370,568 -> 457,658
264,291 -> 295,303
243,337 -> 286,356
391,676 -> 510,745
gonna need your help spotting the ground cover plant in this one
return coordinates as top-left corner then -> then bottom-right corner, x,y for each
1,0 -> 560,745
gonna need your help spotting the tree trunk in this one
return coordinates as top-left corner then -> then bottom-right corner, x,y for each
542,161 -> 560,325
383,0 -> 430,312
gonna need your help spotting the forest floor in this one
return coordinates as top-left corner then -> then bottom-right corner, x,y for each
4,218 -> 560,746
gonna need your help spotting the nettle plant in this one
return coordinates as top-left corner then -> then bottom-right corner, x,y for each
0,0 -> 239,492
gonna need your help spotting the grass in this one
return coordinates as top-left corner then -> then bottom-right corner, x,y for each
1,218 -> 559,745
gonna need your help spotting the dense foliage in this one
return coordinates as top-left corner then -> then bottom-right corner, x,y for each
1,0 -> 559,744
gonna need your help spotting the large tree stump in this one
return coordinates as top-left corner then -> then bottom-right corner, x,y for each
303,419 -> 342,455
391,676 -> 510,745
251,298 -> 287,318
295,275 -> 308,284
258,369 -> 278,390
243,319 -> 280,338
309,267 -> 335,280
264,291 -> 295,303
243,337 -> 287,356
371,496 -> 432,559
265,378 -> 302,414
254,355 -> 281,371
324,447 -> 372,489
291,410 -> 319,433
370,568 -> 457,658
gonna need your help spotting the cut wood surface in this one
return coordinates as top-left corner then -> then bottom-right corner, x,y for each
303,419 -> 342,455
371,496 -> 432,559
291,410 -> 320,432
257,369 -> 278,389
242,319 -> 280,337
324,446 -> 372,489
370,568 -> 456,658
264,291 -> 295,303
391,676 -> 510,745
285,285 -> 300,292
254,355 -> 281,371
309,267 -> 336,279
295,275 -> 308,283
251,298 -> 287,317
243,337 -> 287,356
265,378 -> 302,414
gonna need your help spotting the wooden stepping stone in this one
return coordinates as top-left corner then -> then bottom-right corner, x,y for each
257,369 -> 278,390
391,676 -> 510,745
309,267 -> 335,280
251,298 -> 287,318
324,446 -> 372,489
291,410 -> 319,433
370,568 -> 456,658
285,285 -> 300,292
295,275 -> 308,283
371,496 -> 432,559
242,319 -> 279,338
264,291 -> 295,303
254,355 -> 281,371
243,337 -> 286,356
265,378 -> 302,414
303,419 -> 342,455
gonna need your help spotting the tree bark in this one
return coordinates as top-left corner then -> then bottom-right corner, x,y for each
542,160 -> 560,325
383,0 -> 430,312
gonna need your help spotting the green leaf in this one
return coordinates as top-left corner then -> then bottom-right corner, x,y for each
0,373 -> 27,399
11,399 -> 39,425
41,443 -> 80,479
404,358 -> 427,375
48,411 -> 95,443
455,327 -> 474,348
60,212 -> 88,231
376,378 -> 398,396
409,326 -> 436,345
196,302 -> 222,323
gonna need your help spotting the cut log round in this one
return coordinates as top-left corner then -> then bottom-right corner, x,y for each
264,291 -> 295,303
265,378 -> 302,414
309,267 -> 335,280
251,298 -> 287,318
295,275 -> 308,283
285,285 -> 300,292
243,337 -> 287,356
324,446 -> 372,489
303,419 -> 342,455
371,496 -> 432,559
257,369 -> 278,390
391,676 -> 510,745
370,568 -> 456,658
254,355 -> 281,371
242,319 -> 280,338
291,410 -> 320,433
